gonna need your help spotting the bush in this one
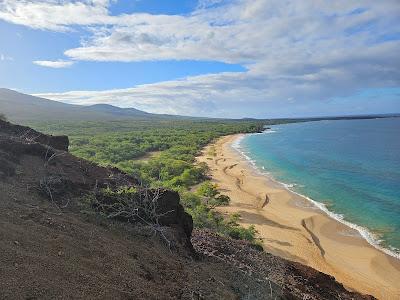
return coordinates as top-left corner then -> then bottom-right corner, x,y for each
223,213 -> 258,242
180,191 -> 202,210
209,194 -> 231,207
180,191 -> 226,230
180,192 -> 258,244
197,181 -> 219,198
226,224 -> 257,242
188,204 -> 224,230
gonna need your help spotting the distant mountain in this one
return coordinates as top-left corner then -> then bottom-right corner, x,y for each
2,88 -> 396,124
83,103 -> 151,117
0,88 -> 172,122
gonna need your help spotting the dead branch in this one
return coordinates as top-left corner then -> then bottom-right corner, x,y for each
92,187 -> 174,249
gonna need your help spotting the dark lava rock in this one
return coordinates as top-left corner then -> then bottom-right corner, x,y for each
0,119 -> 69,151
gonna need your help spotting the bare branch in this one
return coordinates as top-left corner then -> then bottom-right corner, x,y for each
92,187 -> 174,249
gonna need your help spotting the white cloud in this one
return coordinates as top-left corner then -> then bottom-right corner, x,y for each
2,0 -> 400,116
0,0 -> 113,31
33,60 -> 75,68
0,54 -> 13,61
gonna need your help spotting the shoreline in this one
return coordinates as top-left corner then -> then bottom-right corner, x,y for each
232,133 -> 400,260
197,133 -> 400,299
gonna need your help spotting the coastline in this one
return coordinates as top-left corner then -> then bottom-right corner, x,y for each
232,132 -> 400,260
197,133 -> 400,299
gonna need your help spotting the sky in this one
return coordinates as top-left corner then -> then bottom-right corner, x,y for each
0,0 -> 399,118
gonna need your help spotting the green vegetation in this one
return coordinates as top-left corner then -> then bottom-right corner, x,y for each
30,119 -> 264,245
180,192 -> 258,244
196,181 -> 231,207
197,181 -> 219,198
31,119 -> 263,189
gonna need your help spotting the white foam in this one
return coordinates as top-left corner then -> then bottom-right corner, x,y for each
230,133 -> 400,260
263,130 -> 277,134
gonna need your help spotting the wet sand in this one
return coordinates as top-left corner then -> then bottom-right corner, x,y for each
197,134 -> 400,299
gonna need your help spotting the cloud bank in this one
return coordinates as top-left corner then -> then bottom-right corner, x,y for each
2,0 -> 400,117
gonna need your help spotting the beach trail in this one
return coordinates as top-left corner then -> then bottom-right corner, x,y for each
197,134 -> 400,299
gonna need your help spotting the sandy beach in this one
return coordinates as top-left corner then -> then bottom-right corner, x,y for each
197,134 -> 400,299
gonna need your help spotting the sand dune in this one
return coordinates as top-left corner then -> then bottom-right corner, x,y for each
197,134 -> 400,299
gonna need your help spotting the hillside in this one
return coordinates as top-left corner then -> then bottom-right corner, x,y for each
0,119 -> 375,299
0,88 -> 179,122
82,103 -> 151,117
1,88 -> 398,126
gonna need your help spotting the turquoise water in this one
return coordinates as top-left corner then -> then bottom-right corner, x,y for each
238,118 -> 400,257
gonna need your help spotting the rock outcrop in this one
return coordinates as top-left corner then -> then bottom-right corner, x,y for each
154,190 -> 194,240
0,119 -> 69,151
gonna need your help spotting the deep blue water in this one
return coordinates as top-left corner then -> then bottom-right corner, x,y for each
238,118 -> 400,257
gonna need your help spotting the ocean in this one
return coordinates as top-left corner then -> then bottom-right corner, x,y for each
236,117 -> 400,258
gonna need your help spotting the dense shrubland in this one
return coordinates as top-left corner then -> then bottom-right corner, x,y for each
31,119 -> 265,245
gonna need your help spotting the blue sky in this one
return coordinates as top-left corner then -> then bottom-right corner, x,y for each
0,0 -> 399,118
0,1 -> 244,93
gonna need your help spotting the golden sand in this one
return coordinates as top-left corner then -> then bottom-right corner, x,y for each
197,134 -> 400,299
